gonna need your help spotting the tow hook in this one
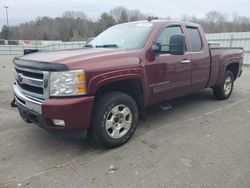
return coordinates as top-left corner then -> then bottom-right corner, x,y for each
10,98 -> 17,108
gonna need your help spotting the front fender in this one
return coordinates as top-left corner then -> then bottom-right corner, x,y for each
88,68 -> 147,95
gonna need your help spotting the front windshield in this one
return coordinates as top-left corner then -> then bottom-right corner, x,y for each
88,22 -> 155,50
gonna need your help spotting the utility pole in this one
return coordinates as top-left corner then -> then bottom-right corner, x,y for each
3,5 -> 11,54
3,6 -> 9,27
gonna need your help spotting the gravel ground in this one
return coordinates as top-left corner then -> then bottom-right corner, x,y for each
0,55 -> 250,188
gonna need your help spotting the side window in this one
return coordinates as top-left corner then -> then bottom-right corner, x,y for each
156,26 -> 183,52
186,27 -> 202,52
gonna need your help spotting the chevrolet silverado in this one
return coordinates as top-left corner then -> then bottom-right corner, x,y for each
12,20 -> 244,148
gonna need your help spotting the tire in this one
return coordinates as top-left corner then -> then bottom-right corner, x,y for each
91,92 -> 139,148
213,71 -> 234,100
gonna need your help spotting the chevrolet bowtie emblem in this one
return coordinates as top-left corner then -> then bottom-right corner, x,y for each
16,73 -> 23,84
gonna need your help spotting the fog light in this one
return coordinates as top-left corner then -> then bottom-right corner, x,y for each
52,119 -> 65,127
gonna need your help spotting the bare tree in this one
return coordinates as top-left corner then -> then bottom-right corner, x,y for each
205,11 -> 225,32
119,10 -> 129,23
63,11 -> 87,20
128,9 -> 148,21
2,8 -> 250,41
110,7 -> 128,22
99,13 -> 116,30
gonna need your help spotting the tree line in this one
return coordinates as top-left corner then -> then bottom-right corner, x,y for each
1,7 -> 250,41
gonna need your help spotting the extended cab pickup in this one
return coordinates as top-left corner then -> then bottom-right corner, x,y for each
13,20 -> 244,148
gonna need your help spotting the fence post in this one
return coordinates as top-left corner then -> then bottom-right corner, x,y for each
230,35 -> 234,48
8,40 -> 12,55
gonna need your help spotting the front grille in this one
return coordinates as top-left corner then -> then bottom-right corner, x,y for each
18,83 -> 43,95
14,65 -> 48,100
15,68 -> 43,79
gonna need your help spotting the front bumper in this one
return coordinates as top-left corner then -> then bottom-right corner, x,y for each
13,84 -> 95,138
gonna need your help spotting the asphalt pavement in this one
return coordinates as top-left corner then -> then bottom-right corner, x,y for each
0,55 -> 250,188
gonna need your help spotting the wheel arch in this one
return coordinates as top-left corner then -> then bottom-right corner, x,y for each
217,60 -> 240,85
226,63 -> 239,80
92,77 -> 146,119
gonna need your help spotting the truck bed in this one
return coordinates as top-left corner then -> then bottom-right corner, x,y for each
210,47 -> 244,66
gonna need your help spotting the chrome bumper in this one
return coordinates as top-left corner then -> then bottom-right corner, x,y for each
13,84 -> 42,114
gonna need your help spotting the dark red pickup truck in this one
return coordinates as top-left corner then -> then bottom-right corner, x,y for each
13,20 -> 243,148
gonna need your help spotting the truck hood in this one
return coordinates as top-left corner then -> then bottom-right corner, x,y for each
19,48 -> 129,64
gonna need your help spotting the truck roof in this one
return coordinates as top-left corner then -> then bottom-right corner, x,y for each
119,20 -> 201,28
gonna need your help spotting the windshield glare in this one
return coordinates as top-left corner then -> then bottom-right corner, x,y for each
88,22 -> 155,50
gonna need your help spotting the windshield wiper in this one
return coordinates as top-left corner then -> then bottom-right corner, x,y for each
84,44 -> 93,48
95,44 -> 119,48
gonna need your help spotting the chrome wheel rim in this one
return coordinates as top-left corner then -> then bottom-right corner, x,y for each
224,76 -> 232,96
105,104 -> 132,139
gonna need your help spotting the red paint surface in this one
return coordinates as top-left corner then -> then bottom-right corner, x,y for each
42,96 -> 94,130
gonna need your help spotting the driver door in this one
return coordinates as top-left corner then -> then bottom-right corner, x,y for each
146,25 -> 192,105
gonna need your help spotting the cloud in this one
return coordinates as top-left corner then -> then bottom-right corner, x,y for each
0,0 -> 250,28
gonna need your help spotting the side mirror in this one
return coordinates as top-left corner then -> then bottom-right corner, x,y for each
169,34 -> 185,55
151,43 -> 161,53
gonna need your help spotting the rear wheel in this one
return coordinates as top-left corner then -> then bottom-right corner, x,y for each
91,92 -> 139,148
213,71 -> 234,100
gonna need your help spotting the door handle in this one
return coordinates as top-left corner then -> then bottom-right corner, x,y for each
180,59 -> 191,64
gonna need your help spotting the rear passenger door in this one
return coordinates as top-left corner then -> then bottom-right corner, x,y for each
186,26 -> 210,91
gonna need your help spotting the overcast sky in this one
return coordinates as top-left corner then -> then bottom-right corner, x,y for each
0,0 -> 250,28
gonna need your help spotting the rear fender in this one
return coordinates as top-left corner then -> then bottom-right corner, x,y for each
216,58 -> 241,85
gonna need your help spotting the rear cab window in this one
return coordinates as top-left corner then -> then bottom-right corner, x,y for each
186,27 -> 203,52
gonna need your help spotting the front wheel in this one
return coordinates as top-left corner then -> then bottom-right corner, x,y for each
91,92 -> 139,148
213,71 -> 234,100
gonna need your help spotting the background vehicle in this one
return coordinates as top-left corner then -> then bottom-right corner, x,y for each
13,20 -> 243,148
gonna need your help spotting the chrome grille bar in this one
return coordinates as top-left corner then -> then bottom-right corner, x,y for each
15,82 -> 44,99
14,64 -> 49,100
13,84 -> 42,113
15,72 -> 43,88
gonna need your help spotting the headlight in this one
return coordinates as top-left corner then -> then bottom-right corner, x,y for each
49,70 -> 87,97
